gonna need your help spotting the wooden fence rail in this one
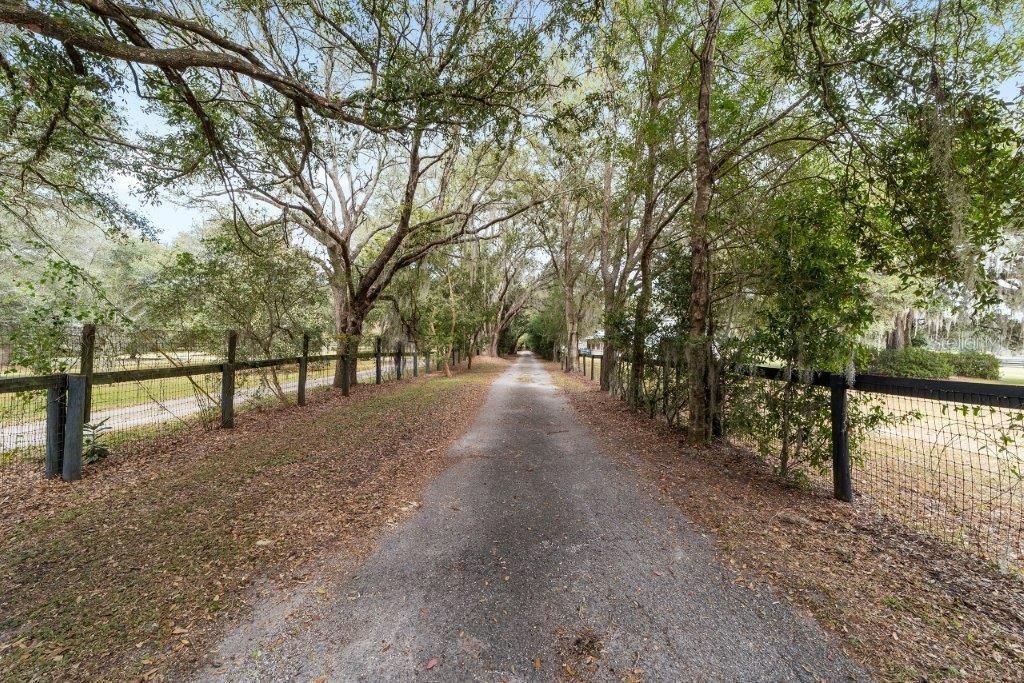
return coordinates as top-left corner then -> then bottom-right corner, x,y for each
0,331 -> 461,482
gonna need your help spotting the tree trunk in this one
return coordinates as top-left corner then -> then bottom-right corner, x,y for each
563,295 -> 578,373
685,0 -> 722,443
628,251 -> 652,407
886,310 -> 916,350
599,284 -> 619,391
333,317 -> 363,388
330,278 -> 349,388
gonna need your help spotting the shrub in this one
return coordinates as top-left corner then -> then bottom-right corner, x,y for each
867,348 -> 953,379
852,344 -> 879,372
940,351 -> 1000,380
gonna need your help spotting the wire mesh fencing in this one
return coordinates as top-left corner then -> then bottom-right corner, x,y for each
849,385 -> 1024,568
583,349 -> 1024,570
0,386 -> 50,484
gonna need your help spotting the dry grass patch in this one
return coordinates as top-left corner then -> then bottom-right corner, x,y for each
552,366 -> 1024,682
0,358 -> 508,681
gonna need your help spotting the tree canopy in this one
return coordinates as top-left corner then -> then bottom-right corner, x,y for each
3,0 -> 1024,470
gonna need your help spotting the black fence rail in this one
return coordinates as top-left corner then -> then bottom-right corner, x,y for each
0,330 -> 462,483
570,350 -> 1024,569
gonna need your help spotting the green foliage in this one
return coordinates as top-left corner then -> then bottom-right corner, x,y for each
745,181 -> 874,372
940,351 -> 1000,380
145,223 -> 331,358
524,290 -> 566,359
852,344 -> 880,372
718,178 -> 875,478
82,419 -> 111,465
727,374 -> 832,480
868,348 -> 954,379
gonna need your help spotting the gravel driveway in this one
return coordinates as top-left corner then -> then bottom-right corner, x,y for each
194,353 -> 866,681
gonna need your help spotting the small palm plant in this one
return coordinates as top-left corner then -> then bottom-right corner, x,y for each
82,418 -> 112,464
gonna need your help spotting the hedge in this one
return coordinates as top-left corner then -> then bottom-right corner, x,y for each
867,348 -> 953,379
939,351 -> 1001,380
865,348 -> 1001,380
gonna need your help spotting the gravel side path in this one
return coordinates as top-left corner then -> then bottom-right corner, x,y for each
195,353 -> 866,681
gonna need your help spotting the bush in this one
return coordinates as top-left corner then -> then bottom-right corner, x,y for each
852,344 -> 879,372
940,351 -> 1000,380
867,348 -> 953,379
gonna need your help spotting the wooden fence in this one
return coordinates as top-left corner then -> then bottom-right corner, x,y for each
0,329 -> 468,482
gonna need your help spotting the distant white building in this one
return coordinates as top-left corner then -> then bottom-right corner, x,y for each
583,332 -> 604,355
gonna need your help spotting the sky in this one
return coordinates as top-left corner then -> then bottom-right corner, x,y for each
109,172 -> 207,244
107,66 -> 1022,246
109,92 -> 212,244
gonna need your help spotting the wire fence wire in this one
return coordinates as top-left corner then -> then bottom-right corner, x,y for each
1,324 -> 431,483
850,389 -> 1024,567
573,347 -> 1024,570
0,389 -> 49,483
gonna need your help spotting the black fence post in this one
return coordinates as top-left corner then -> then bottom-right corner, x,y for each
375,337 -> 382,384
80,323 -> 96,423
62,375 -> 86,481
590,356 -> 595,381
413,347 -> 419,377
341,354 -> 350,396
298,333 -> 309,406
830,373 -> 853,502
45,375 -> 67,479
221,330 -> 237,428
395,342 -> 403,381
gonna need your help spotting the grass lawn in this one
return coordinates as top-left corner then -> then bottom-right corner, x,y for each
0,359 -> 505,681
995,365 -> 1024,385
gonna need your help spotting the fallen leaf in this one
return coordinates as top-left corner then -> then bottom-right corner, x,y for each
425,657 -> 439,670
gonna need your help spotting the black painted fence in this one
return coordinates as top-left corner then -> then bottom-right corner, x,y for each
571,350 -> 1024,569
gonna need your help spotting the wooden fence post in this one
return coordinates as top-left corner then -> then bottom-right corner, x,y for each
298,333 -> 309,406
221,330 -> 237,428
62,375 -> 86,481
590,356 -> 595,381
413,347 -> 419,377
45,375 -> 67,478
375,337 -> 382,384
830,373 -> 853,502
395,342 -> 403,380
80,323 -> 96,423
341,354 -> 350,396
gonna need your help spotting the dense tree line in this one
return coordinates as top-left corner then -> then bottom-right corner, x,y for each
2,0 -> 1023,475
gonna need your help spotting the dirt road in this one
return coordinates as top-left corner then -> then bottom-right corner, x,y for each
194,353 -> 864,681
